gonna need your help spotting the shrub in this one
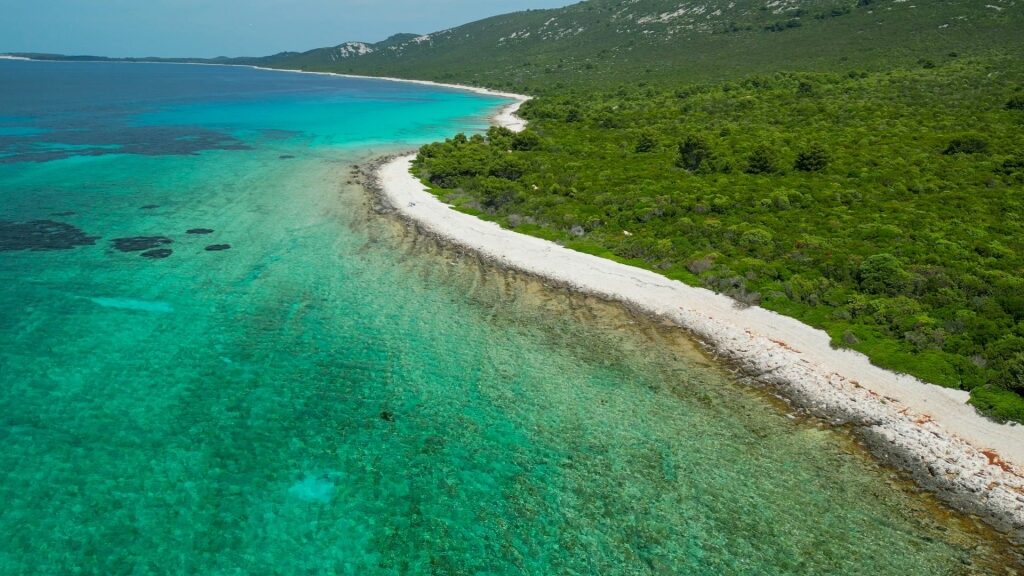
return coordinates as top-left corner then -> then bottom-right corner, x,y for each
942,136 -> 989,155
858,254 -> 910,295
1006,94 -> 1024,111
687,254 -> 717,274
970,386 -> 1024,423
739,228 -> 773,249
794,145 -> 830,172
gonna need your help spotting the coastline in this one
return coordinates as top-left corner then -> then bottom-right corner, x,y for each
368,97 -> 1024,542
8,55 -> 1023,542
0,55 -> 531,116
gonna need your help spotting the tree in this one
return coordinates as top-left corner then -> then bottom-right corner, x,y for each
997,152 -> 1024,182
511,130 -> 542,151
1006,94 -> 1024,111
486,126 -> 515,148
746,145 -> 779,174
477,177 -> 521,212
489,155 -> 528,181
635,131 -> 657,153
943,136 -> 988,155
1002,353 -> 1024,394
988,337 -> 1024,394
794,145 -> 830,172
677,135 -> 714,172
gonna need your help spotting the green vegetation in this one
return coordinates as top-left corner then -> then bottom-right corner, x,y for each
270,0 -> 1024,93
414,58 -> 1024,421
26,0 -> 1023,94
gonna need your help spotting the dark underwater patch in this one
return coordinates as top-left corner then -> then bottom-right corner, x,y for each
279,155 -> 296,160
187,228 -> 214,235
0,125 -> 252,164
260,129 -> 301,141
112,236 -> 173,252
140,205 -> 160,210
204,244 -> 231,252
140,248 -> 173,259
0,220 -> 100,252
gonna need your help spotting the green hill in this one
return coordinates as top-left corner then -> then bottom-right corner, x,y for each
14,1 -> 1022,91
252,0 -> 1024,91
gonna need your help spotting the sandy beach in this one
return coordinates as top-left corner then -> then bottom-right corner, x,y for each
370,96 -> 1024,541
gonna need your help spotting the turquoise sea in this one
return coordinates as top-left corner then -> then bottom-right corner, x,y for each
0,60 -> 1019,574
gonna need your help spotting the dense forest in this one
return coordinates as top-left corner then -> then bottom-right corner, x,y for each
414,57 -> 1024,422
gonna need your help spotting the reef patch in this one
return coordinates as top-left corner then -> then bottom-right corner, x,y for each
112,236 -> 172,252
140,248 -> 173,259
0,220 -> 99,252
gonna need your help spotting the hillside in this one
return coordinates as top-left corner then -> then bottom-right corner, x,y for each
13,1 -> 1023,91
253,0 -> 1024,90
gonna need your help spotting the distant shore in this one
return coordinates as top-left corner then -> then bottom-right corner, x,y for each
368,94 -> 1024,542
0,56 -> 531,120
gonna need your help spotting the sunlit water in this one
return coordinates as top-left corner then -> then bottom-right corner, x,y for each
0,61 -> 1019,575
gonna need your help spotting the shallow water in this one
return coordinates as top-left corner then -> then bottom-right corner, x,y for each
0,60 -> 1019,574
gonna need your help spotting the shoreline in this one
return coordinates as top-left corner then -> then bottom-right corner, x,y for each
0,55 -> 531,115
368,98 -> 1024,543
8,54 -> 1024,542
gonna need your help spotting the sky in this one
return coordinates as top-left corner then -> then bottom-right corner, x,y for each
0,0 -> 573,58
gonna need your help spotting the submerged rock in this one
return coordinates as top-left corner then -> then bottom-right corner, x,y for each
288,473 -> 337,504
140,248 -> 173,259
205,244 -> 231,252
0,220 -> 99,251
112,236 -> 172,252
140,205 -> 160,210
279,155 -> 295,160
186,228 -> 214,235
380,410 -> 395,422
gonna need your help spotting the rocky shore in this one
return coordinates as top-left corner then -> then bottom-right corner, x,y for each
359,95 -> 1024,546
